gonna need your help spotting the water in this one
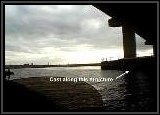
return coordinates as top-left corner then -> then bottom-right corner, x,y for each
8,66 -> 156,111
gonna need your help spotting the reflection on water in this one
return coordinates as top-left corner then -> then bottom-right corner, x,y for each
9,66 -> 156,111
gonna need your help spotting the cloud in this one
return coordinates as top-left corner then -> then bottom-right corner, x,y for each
5,5 -> 153,64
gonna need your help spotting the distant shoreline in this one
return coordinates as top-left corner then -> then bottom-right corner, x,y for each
5,63 -> 101,69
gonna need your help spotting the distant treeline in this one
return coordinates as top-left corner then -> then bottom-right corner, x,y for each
5,63 -> 101,69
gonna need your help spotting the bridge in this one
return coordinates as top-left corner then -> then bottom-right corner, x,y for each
93,4 -> 157,70
94,4 -> 157,58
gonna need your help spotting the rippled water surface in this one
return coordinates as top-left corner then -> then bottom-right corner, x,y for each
9,66 -> 156,111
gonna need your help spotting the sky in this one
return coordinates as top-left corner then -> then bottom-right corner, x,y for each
5,5 -> 153,65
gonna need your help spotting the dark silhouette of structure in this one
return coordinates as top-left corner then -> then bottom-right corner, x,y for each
94,4 -> 157,58
93,4 -> 157,70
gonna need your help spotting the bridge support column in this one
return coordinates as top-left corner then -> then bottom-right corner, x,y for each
108,18 -> 136,58
122,23 -> 136,58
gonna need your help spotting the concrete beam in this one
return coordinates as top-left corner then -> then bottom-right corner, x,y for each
108,18 -> 122,27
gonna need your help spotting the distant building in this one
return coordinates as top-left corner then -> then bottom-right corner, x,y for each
24,64 -> 29,66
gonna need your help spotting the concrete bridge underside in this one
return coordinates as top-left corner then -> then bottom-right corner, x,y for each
94,4 -> 157,58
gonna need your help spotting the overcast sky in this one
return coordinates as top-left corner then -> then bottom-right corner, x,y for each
5,5 -> 153,65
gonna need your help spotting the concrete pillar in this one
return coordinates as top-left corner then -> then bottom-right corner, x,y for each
108,18 -> 136,58
122,23 -> 136,58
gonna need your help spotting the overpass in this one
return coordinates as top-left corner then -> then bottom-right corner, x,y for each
94,3 -> 157,58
